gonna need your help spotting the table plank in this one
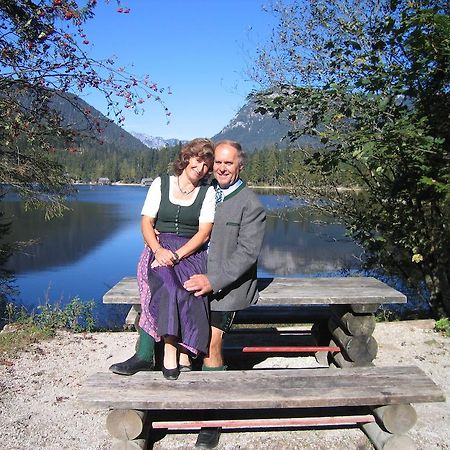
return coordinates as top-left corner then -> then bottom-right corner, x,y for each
103,277 -> 406,305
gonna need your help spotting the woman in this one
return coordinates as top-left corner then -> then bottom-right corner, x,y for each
137,138 -> 215,380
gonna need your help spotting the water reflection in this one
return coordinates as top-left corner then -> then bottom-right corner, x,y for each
3,201 -> 124,274
260,207 -> 362,276
3,185 -> 146,274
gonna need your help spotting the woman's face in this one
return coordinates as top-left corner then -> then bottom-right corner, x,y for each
184,156 -> 210,184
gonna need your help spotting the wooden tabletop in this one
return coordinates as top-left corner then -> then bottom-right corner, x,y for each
103,276 -> 406,305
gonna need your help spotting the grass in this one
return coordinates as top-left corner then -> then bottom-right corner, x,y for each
374,307 -> 401,322
0,297 -> 96,358
0,323 -> 54,358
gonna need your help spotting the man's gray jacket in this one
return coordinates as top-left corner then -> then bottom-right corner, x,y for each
207,181 -> 266,312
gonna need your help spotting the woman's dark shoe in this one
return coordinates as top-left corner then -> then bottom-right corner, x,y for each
179,364 -> 192,372
195,427 -> 221,449
109,354 -> 154,376
162,365 -> 180,380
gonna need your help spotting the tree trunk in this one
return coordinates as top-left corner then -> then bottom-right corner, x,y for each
427,267 -> 450,318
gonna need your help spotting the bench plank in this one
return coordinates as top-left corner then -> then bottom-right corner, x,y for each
79,366 -> 444,410
103,276 -> 406,305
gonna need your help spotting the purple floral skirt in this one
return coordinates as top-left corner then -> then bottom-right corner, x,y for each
137,233 -> 210,355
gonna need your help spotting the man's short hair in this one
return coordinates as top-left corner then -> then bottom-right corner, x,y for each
214,139 -> 246,167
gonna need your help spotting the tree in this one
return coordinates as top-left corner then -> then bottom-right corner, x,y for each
0,0 -> 169,216
247,150 -> 264,184
253,0 -> 450,316
265,146 -> 280,185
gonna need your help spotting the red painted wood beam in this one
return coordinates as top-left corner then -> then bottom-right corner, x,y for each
242,346 -> 341,353
152,415 -> 375,430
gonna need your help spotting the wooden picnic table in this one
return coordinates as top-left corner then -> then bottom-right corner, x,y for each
103,276 -> 407,367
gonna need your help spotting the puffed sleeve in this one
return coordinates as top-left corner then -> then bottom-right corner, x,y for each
140,177 -> 161,217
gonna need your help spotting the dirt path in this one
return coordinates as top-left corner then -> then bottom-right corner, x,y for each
0,320 -> 448,450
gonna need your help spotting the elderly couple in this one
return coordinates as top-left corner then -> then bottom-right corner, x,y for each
109,138 -> 266,448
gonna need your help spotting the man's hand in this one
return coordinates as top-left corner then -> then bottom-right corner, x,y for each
184,274 -> 213,297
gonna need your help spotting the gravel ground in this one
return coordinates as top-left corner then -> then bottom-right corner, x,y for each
0,320 -> 448,450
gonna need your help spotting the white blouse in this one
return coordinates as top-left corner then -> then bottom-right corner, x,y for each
141,176 -> 215,223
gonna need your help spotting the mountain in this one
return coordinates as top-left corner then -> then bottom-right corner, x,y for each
49,93 -> 150,152
129,132 -> 186,150
52,91 -> 317,153
212,98 -> 318,151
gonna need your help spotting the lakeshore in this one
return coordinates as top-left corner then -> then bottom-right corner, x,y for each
74,181 -> 289,189
1,320 -> 448,449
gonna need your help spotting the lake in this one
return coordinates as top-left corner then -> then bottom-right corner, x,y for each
3,185 -> 365,328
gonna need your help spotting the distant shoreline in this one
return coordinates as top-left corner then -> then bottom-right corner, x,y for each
73,182 -> 288,189
249,185 -> 288,189
73,183 -> 356,192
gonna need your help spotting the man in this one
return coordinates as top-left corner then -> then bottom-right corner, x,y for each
109,140 -> 266,449
183,140 -> 266,448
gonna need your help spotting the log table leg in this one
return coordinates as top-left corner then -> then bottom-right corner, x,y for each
106,409 -> 148,449
328,339 -> 374,368
310,321 -> 332,366
328,305 -> 379,367
331,305 -> 376,336
371,404 -> 417,435
328,317 -> 378,364
125,306 -> 141,331
360,420 -> 417,450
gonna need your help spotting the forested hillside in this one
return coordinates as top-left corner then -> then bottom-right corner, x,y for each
57,140 -> 328,187
56,141 -> 180,183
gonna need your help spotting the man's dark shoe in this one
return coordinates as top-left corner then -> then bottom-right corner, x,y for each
109,354 -> 154,376
195,427 -> 221,449
179,363 -> 192,372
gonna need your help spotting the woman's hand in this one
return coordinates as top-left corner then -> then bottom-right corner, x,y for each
153,247 -> 176,267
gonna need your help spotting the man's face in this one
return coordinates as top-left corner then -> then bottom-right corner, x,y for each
213,144 -> 242,189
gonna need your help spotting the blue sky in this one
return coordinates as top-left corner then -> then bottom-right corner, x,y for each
81,1 -> 276,140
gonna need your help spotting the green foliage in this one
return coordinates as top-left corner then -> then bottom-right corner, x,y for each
33,297 -> 96,333
241,144 -> 316,186
0,213 -> 15,306
254,0 -> 450,316
435,317 -> 450,337
6,297 -> 95,334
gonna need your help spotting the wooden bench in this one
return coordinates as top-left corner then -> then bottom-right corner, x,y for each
103,276 -> 407,367
79,365 -> 445,450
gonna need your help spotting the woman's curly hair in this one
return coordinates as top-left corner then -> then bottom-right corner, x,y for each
171,138 -> 214,176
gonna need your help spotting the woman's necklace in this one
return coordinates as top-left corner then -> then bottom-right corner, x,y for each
177,176 -> 196,195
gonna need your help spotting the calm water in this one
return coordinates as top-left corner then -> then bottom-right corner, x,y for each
3,185 -> 364,328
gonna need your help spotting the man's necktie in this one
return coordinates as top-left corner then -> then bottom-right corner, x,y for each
215,186 -> 223,204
